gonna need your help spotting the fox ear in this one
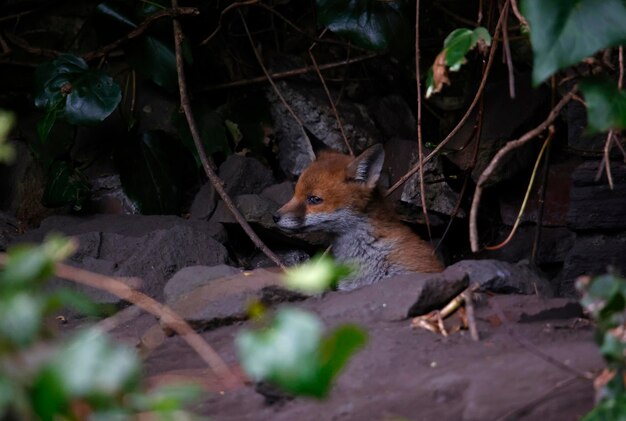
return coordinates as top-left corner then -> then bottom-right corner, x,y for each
347,144 -> 385,187
303,126 -> 331,157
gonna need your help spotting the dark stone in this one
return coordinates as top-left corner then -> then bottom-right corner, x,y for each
218,155 -> 276,196
368,94 -> 416,139
190,182 -> 217,220
14,214 -> 229,302
267,81 -> 380,177
261,182 -> 295,206
567,161 -> 626,230
446,259 -> 553,296
166,268 -> 285,329
560,233 -> 626,296
0,212 -> 18,252
251,249 -> 310,269
567,101 -> 606,153
164,265 -> 242,305
213,194 -> 278,228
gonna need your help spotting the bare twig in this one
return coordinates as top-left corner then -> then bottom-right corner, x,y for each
83,7 -> 199,61
4,32 -> 61,57
462,288 -> 479,341
469,89 -> 576,252
172,1 -> 284,268
308,30 -> 353,156
489,298 -> 593,380
200,0 -> 259,46
0,255 -> 242,389
415,0 -> 432,241
510,0 -> 529,27
501,1 -> 515,99
385,0 -> 509,197
485,127 -> 553,250
202,53 -> 379,92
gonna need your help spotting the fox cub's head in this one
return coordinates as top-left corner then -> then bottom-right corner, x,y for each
273,144 -> 385,233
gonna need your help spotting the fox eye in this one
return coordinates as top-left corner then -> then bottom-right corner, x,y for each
307,195 -> 323,205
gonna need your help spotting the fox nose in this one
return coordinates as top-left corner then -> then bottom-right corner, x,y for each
272,213 -> 280,223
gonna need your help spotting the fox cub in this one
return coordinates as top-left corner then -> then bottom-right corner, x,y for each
273,144 -> 444,290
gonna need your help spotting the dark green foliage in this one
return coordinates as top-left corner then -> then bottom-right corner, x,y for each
580,78 -> 626,134
578,273 -> 626,419
317,0 -> 411,55
522,0 -> 626,85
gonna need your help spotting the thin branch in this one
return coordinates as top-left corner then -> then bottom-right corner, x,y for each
4,32 -> 61,58
485,127 -> 553,251
385,0 -> 509,197
510,0 -> 529,27
308,30 -> 353,156
202,53 -> 379,92
501,1 -> 516,99
469,89 -> 576,252
172,1 -> 284,269
462,288 -> 479,341
0,253 -> 240,389
415,0 -> 432,241
83,7 -> 199,61
200,0 -> 259,46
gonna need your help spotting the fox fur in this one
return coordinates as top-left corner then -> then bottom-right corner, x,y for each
273,144 -> 444,290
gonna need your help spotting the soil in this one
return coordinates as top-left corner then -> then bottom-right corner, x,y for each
97,289 -> 600,421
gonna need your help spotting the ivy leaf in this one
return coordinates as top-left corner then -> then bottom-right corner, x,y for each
426,27 -> 491,98
236,308 -> 367,398
282,254 -> 353,294
115,130 -> 194,215
316,0 -> 411,55
34,54 -> 121,128
42,161 -> 90,209
522,0 -> 626,85
580,78 -> 626,134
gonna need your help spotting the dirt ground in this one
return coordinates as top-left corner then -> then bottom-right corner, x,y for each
102,288 -> 601,421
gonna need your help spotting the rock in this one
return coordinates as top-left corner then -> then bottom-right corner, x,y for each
164,265 -> 242,305
190,182 -> 217,220
267,81 -> 380,177
166,268 -> 301,329
446,259 -> 553,296
213,194 -> 278,229
14,214 -> 230,302
218,155 -> 276,196
367,94 -> 416,139
250,249 -> 310,269
299,271 -> 468,322
559,233 -> 626,296
261,182 -> 294,206
89,174 -> 138,214
567,161 -> 626,230
400,145 -> 465,217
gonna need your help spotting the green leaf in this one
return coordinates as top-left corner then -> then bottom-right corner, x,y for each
425,27 -> 491,98
583,394 -> 626,421
600,331 -> 626,364
0,293 -> 45,346
0,110 -> 15,163
579,78 -> 626,134
282,254 -> 353,294
0,376 -> 15,417
236,308 -> 367,398
46,329 -> 141,397
115,130 -> 194,214
126,36 -> 178,91
522,0 -> 626,85
318,325 -> 367,390
42,161 -> 90,209
130,384 -> 202,413
34,54 -> 121,126
0,246 -> 54,288
316,0 -> 411,54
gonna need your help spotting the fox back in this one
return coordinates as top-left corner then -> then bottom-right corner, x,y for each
273,144 -> 444,290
